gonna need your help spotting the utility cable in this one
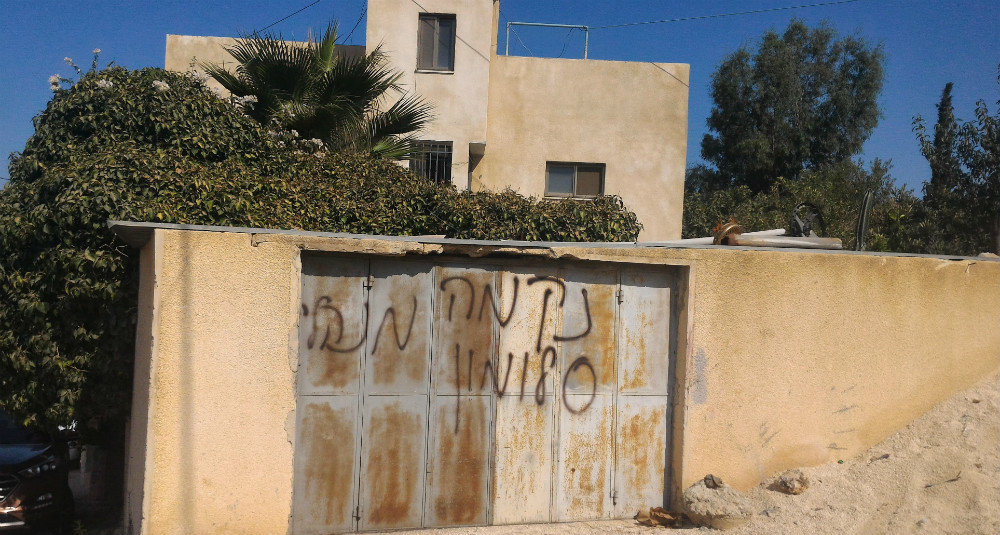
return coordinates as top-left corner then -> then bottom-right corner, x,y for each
556,27 -> 575,58
259,0 -> 323,33
591,0 -> 862,30
499,8 -> 535,56
341,0 -> 368,44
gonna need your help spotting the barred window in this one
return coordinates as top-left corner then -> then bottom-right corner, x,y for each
410,141 -> 453,184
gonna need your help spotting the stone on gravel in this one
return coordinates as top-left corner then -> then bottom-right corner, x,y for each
681,475 -> 754,530
775,469 -> 810,495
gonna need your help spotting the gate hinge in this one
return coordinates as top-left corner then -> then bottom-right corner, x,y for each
616,288 -> 624,304
364,273 -> 375,289
611,489 -> 618,506
353,505 -> 361,521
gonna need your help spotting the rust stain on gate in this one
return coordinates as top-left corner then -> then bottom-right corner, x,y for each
365,402 -> 422,526
299,403 -> 355,527
432,397 -> 489,524
619,407 -> 667,493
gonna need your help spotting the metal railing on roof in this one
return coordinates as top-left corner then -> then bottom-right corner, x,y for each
504,22 -> 590,59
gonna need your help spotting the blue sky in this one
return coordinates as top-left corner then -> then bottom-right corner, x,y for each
1,0 -> 997,193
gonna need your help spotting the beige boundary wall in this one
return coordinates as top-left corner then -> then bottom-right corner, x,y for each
114,222 -> 999,534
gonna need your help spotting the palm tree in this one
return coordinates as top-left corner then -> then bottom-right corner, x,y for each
203,22 -> 433,159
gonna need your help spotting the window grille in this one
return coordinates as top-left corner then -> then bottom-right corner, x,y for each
410,141 -> 453,184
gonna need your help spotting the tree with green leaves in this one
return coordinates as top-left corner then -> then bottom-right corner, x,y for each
204,22 -> 433,159
699,20 -> 885,192
683,159 -> 921,252
914,69 -> 1000,255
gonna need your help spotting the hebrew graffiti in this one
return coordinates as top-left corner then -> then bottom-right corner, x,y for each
301,269 -> 604,433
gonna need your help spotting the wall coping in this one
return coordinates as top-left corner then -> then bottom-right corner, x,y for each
107,220 -> 996,262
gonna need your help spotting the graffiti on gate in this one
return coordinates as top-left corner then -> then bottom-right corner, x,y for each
301,273 -> 602,433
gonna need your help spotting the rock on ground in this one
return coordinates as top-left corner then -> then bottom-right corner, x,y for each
681,475 -> 754,530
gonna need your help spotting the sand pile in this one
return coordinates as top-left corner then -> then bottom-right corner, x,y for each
735,370 -> 999,535
393,371 -> 998,535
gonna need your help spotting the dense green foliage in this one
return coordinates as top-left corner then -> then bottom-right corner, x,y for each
698,20 -> 884,193
0,67 -> 640,435
683,160 -> 921,252
913,73 -> 1000,256
204,23 -> 432,159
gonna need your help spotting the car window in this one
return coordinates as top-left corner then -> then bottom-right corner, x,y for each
0,411 -> 49,445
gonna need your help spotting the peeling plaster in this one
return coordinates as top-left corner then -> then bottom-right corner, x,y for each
692,348 -> 708,405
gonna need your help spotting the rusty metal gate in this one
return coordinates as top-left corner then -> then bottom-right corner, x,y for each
294,255 -> 678,533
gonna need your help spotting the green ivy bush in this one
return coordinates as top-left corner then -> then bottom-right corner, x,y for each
0,67 -> 641,436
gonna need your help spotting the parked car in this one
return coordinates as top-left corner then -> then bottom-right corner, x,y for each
0,411 -> 74,533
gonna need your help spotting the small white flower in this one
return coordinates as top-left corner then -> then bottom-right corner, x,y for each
96,79 -> 114,89
151,80 -> 170,92
313,152 -> 324,159
48,75 -> 60,84
290,129 -> 299,138
308,138 -> 324,148
92,48 -> 101,54
63,57 -> 73,65
233,94 -> 259,108
191,70 -> 209,83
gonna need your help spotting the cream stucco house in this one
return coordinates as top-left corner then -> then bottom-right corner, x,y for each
165,0 -> 690,240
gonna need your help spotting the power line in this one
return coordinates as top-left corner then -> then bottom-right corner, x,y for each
499,8 -> 534,56
556,27 -> 575,59
591,0 -> 863,30
258,0 -> 323,33
341,0 -> 368,44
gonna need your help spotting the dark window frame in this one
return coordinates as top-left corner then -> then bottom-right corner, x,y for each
417,13 -> 457,72
544,162 -> 606,199
410,141 -> 453,184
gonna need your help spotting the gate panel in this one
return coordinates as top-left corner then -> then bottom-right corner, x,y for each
555,268 -> 617,520
299,256 -> 368,395
492,395 -> 554,524
492,268 -> 558,524
555,396 -> 614,520
614,268 -> 672,516
292,398 -> 360,534
618,270 -> 672,395
558,268 -> 619,395
614,396 -> 668,514
294,255 -> 368,535
359,396 -> 428,530
359,260 -> 433,530
433,266 -> 497,395
365,261 -> 433,395
424,395 -> 492,526
426,265 -> 496,527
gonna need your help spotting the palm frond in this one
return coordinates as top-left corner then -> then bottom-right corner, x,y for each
201,19 -> 434,156
315,22 -> 339,73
